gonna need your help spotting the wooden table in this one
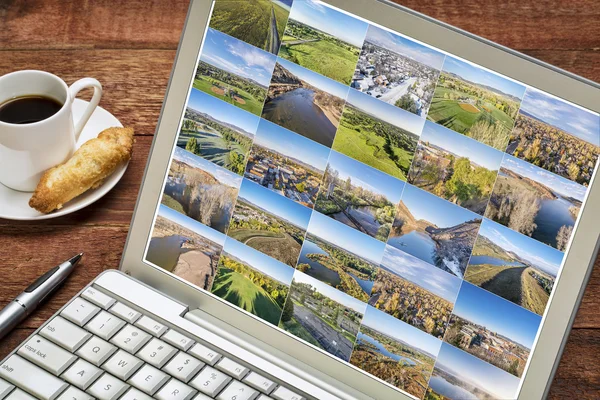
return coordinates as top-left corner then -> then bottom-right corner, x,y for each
0,1 -> 598,397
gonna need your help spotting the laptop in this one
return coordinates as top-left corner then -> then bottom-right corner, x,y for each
1,1 -> 599,399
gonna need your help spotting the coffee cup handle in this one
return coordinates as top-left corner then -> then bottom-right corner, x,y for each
69,78 -> 103,142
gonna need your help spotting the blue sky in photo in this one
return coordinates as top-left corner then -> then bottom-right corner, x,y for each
288,0 -> 368,47
380,245 -> 461,303
276,58 -> 350,100
253,118 -> 330,172
451,282 -> 541,349
420,121 -> 503,171
442,56 -> 527,100
519,88 -> 600,146
475,219 -> 563,277
292,271 -> 367,313
237,179 -> 312,229
501,154 -> 586,201
186,89 -> 260,135
346,89 -> 425,136
327,151 -> 405,204
434,343 -> 520,399
307,211 -> 386,265
173,147 -> 242,188
365,25 -> 446,70
273,0 -> 293,11
222,238 -> 295,285
201,28 -> 276,87
156,204 -> 226,246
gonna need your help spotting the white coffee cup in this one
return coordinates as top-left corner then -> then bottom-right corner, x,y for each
0,70 -> 102,192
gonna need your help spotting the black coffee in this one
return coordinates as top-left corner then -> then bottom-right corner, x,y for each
0,95 -> 63,124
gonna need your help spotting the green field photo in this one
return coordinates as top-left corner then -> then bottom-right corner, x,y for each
193,73 -> 266,116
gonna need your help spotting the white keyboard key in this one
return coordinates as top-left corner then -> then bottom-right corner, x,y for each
217,381 -> 258,400
0,355 -> 69,400
216,358 -> 249,380
87,373 -> 129,400
40,316 -> 91,352
162,329 -> 194,351
257,396 -> 274,400
137,338 -> 177,368
162,352 -> 204,383
75,336 -> 117,366
188,343 -> 221,366
85,311 -> 125,340
18,335 -> 77,375
128,364 -> 169,395
0,379 -> 14,400
193,394 -> 212,400
61,297 -> 100,326
56,386 -> 93,400
5,389 -> 35,400
61,359 -> 103,390
120,387 -> 153,400
189,366 -> 231,397
271,386 -> 304,400
110,324 -> 151,353
81,287 -> 116,310
109,302 -> 141,324
134,316 -> 167,337
155,379 -> 197,400
103,350 -> 143,381
242,372 -> 277,394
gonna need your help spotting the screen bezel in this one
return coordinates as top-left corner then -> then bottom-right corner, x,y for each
120,1 -> 600,399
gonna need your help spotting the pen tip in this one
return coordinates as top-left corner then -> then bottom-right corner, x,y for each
69,253 -> 84,265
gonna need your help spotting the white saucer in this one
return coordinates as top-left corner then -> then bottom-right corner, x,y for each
0,99 -> 129,220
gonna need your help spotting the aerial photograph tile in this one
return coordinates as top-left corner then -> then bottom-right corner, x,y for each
228,179 -> 311,267
244,118 -> 330,208
388,184 -> 481,278
408,121 -> 503,215
212,238 -> 295,325
464,219 -> 563,315
353,25 -> 446,116
428,56 -> 526,150
262,58 -> 349,147
351,306 -> 442,399
178,89 -> 259,175
315,150 -> 405,241
280,271 -> 367,362
370,245 -> 462,339
332,89 -> 424,180
147,204 -> 226,291
278,0 -> 368,85
298,211 -> 385,302
162,147 -> 242,234
195,28 -> 277,115
506,88 -> 600,186
444,282 -> 541,378
485,154 -> 586,250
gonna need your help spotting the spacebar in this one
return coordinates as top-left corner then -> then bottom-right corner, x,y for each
0,355 -> 69,400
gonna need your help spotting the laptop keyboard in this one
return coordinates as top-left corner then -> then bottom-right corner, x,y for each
0,287 -> 305,400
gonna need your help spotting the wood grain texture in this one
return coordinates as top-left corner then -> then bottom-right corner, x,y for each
0,0 -> 598,398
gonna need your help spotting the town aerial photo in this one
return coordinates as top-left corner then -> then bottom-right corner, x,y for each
212,238 -> 295,325
353,25 -> 446,116
262,58 -> 348,147
370,246 -> 461,339
485,155 -> 586,250
350,306 -> 441,399
162,147 -> 242,234
194,28 -> 276,116
428,56 -> 526,150
177,89 -> 258,175
388,184 -> 481,278
408,121 -> 503,215
464,219 -> 563,315
426,342 -> 520,400
315,151 -> 405,242
506,88 -> 600,186
209,0 -> 293,55
280,271 -> 366,362
147,205 -> 225,291
298,212 -> 385,302
228,180 -> 311,267
444,282 -> 541,378
332,89 -> 424,180
278,0 -> 368,85
244,119 -> 329,208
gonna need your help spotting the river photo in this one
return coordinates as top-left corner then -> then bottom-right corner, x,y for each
330,205 -> 382,238
357,333 -> 417,366
533,196 -> 576,248
147,235 -> 190,271
428,374 -> 478,400
298,240 -> 342,286
470,255 -> 524,267
388,231 -> 437,265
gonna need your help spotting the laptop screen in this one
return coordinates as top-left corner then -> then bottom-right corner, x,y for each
144,1 -> 600,398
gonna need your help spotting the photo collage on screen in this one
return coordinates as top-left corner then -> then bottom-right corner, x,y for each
145,1 -> 600,399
